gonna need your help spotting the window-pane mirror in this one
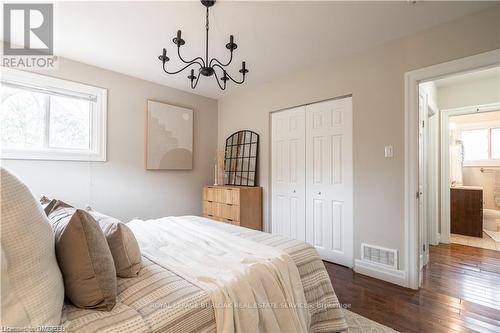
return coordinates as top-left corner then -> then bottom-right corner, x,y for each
224,130 -> 259,186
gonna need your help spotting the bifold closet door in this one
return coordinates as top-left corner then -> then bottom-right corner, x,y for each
305,97 -> 353,267
271,106 -> 306,241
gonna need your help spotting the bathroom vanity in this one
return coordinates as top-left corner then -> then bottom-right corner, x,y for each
451,186 -> 483,237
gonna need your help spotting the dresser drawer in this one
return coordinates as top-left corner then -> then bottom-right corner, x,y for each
203,186 -> 218,202
203,202 -> 239,222
203,201 -> 220,217
219,203 -> 240,222
219,188 -> 240,205
204,186 -> 240,205
204,215 -> 240,226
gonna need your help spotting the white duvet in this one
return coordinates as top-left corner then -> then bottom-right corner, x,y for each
127,216 -> 311,333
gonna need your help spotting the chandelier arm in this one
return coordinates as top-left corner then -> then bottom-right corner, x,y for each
162,61 -> 201,75
177,46 -> 206,67
209,51 -> 233,68
213,64 -> 246,85
190,72 -> 202,89
213,69 -> 227,90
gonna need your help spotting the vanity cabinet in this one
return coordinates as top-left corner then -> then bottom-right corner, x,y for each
450,187 -> 483,237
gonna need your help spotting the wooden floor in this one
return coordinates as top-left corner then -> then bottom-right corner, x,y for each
325,244 -> 500,332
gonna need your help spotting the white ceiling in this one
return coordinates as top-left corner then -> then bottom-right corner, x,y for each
50,1 -> 494,99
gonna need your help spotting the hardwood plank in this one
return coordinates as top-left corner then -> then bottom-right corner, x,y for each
326,243 -> 500,332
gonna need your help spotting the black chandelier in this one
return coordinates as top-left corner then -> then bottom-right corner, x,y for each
158,0 -> 248,90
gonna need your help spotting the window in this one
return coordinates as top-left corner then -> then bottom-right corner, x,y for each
462,129 -> 488,161
1,68 -> 107,161
461,127 -> 500,166
492,128 -> 500,159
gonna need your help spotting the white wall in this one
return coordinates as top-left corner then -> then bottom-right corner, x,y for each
1,58 -> 218,222
438,75 -> 500,110
217,7 -> 500,270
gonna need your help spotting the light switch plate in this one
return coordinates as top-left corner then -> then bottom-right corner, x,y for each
384,145 -> 393,158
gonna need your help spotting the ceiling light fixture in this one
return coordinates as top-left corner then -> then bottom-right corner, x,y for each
158,0 -> 248,90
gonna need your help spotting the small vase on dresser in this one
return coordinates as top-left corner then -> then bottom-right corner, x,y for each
202,185 -> 262,230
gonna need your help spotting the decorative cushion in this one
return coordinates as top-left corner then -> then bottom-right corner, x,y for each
0,168 -> 65,326
47,201 -> 117,311
86,208 -> 142,278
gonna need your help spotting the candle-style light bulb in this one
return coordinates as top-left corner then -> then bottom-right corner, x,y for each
162,48 -> 167,64
177,30 -> 182,39
229,35 -> 234,44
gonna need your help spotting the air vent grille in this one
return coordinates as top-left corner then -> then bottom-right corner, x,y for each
361,243 -> 398,269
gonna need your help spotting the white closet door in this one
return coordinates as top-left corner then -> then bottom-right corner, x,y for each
271,106 -> 306,240
305,97 -> 353,267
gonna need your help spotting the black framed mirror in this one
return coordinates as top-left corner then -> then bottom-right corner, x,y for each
224,130 -> 259,186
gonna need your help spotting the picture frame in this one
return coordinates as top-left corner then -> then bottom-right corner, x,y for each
145,100 -> 193,170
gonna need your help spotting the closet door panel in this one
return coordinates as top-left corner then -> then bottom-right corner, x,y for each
271,107 -> 306,240
306,97 -> 353,267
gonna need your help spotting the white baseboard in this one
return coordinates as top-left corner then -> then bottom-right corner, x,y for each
354,259 -> 407,287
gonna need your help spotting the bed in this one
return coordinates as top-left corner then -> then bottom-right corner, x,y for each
61,216 -> 348,333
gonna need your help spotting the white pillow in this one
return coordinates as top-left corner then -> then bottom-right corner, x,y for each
0,168 -> 65,326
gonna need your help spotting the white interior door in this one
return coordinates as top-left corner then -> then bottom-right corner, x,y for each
271,106 -> 306,240
418,93 -> 429,287
305,97 -> 353,267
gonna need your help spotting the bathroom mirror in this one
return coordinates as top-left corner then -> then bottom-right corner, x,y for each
224,130 -> 259,186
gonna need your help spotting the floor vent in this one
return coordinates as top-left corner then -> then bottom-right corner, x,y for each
361,243 -> 398,269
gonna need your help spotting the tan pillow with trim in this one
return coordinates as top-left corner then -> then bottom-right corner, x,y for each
47,201 -> 117,311
86,208 -> 142,278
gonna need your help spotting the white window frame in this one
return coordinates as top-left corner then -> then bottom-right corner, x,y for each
1,68 -> 107,161
460,123 -> 500,167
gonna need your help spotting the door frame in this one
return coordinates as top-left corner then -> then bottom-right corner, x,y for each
404,49 -> 500,290
440,102 -> 500,244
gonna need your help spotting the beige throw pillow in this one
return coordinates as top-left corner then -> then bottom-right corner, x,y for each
86,208 -> 142,278
48,201 -> 117,311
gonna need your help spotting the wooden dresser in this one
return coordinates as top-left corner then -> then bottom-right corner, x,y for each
202,185 -> 262,230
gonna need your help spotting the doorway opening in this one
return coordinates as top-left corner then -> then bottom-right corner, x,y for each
418,66 -> 500,286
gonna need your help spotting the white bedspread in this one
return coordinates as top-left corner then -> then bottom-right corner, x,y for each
127,216 -> 311,333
